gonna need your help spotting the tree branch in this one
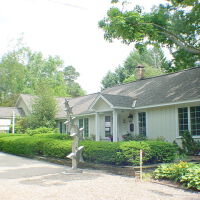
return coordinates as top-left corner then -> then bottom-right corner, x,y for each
141,22 -> 200,55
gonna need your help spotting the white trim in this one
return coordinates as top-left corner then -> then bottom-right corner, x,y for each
89,94 -> 113,111
176,105 -> 200,138
132,100 -> 137,108
113,106 -> 133,110
135,99 -> 200,110
73,113 -> 95,117
146,111 -> 149,138
175,107 -> 179,138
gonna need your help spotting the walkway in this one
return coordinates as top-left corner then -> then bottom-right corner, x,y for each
0,152 -> 199,200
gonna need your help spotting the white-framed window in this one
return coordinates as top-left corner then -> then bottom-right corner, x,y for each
105,116 -> 111,137
138,112 -> 146,136
78,118 -> 89,138
178,106 -> 200,136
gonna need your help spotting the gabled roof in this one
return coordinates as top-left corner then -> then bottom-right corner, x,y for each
0,107 -> 24,118
18,93 -> 98,118
101,94 -> 136,108
15,67 -> 200,118
102,67 -> 200,108
89,93 -> 136,110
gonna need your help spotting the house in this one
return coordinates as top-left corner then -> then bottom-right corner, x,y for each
0,107 -> 24,133
0,67 -> 200,144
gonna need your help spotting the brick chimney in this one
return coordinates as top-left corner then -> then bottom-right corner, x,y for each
135,65 -> 145,80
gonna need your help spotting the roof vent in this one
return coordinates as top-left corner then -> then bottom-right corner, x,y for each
136,65 -> 145,80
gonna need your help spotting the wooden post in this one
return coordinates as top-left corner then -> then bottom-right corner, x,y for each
140,149 -> 143,181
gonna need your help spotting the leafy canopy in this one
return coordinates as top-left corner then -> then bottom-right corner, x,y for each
0,45 -> 85,106
99,0 -> 200,71
29,82 -> 57,129
101,47 -> 166,89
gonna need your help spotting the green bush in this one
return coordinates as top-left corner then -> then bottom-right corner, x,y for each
0,134 -> 72,158
117,141 -> 151,165
0,134 -> 177,166
154,161 -> 200,191
145,141 -> 177,163
81,141 -> 120,164
26,127 -> 56,135
181,131 -> 200,155
122,134 -> 147,141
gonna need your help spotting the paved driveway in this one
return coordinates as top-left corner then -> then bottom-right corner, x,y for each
0,152 -> 199,200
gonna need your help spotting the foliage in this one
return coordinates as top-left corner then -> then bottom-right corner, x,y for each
99,0 -> 200,71
181,131 -> 200,155
101,47 -> 165,89
28,83 -> 57,129
26,127 -> 55,136
81,141 -> 120,164
117,141 -> 151,165
0,134 -> 177,166
122,133 -> 147,141
15,117 -> 30,134
154,161 -> 200,190
145,140 -> 178,163
0,45 -> 85,106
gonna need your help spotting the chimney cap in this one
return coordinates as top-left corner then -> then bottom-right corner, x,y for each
136,65 -> 144,68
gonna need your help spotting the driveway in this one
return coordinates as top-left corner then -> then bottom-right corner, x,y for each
0,152 -> 199,200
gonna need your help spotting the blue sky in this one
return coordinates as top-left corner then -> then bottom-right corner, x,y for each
0,0 -> 161,94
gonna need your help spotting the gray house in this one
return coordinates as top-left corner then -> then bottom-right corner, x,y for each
0,67 -> 200,144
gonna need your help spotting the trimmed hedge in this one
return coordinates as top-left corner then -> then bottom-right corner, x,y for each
0,134 -> 177,165
154,161 -> 200,191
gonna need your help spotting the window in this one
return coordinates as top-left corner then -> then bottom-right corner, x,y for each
178,106 -> 200,136
105,116 -> 111,137
138,112 -> 146,136
84,118 -> 89,137
190,106 -> 200,136
130,123 -> 134,132
178,107 -> 188,136
79,118 -> 89,138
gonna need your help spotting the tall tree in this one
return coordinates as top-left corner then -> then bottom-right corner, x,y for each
101,47 -> 166,89
0,46 -> 85,106
29,82 -> 57,128
99,0 -> 200,71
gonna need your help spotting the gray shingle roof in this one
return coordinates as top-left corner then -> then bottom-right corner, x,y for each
16,67 -> 200,118
102,67 -> 200,108
0,107 -> 24,118
19,93 -> 98,118
101,94 -> 135,108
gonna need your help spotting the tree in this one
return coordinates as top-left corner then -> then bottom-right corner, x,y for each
101,47 -> 166,89
99,0 -> 200,71
0,45 -> 85,106
29,82 -> 57,128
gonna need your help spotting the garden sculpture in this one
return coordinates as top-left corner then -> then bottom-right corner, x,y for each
64,98 -> 84,171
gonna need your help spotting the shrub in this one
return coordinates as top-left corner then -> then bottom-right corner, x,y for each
0,134 -> 177,166
15,117 -> 30,134
81,140 -> 120,164
145,141 -> 177,163
122,133 -> 147,141
117,141 -> 151,165
154,161 -> 200,191
0,134 -> 72,158
181,131 -> 200,155
26,127 -> 56,135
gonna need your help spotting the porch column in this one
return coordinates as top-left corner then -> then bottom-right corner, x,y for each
113,109 -> 118,142
95,112 -> 100,141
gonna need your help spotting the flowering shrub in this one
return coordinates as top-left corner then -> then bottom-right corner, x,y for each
154,161 -> 200,191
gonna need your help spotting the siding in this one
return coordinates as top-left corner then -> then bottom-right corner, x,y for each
146,106 -> 176,142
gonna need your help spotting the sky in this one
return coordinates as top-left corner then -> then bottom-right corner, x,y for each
0,0 -> 161,94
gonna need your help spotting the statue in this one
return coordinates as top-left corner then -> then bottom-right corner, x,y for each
64,99 -> 84,172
